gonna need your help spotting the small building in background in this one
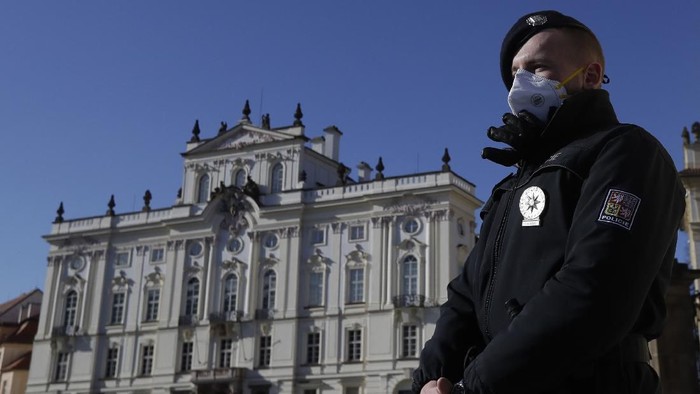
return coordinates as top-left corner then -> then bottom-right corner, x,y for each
0,289 -> 42,394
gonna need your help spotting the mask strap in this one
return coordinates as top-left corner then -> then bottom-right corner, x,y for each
554,66 -> 586,90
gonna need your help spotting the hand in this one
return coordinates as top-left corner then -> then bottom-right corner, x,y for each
482,110 -> 545,166
420,377 -> 453,394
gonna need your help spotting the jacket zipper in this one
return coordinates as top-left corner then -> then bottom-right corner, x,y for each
484,167 -> 523,339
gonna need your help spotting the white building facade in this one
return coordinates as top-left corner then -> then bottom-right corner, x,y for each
27,105 -> 481,394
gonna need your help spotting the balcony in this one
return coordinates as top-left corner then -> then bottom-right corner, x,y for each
254,308 -> 275,320
192,368 -> 245,394
209,311 -> 243,324
178,315 -> 198,326
52,325 -> 80,337
392,294 -> 426,308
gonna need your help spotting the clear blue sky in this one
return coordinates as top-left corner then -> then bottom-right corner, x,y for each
1,1 -> 698,301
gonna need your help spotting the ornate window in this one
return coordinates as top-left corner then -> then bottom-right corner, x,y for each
144,288 -> 160,322
401,255 -> 419,295
197,174 -> 210,203
347,268 -> 364,304
261,270 -> 276,310
105,346 -> 119,378
223,274 -> 238,313
270,163 -> 284,193
63,290 -> 78,328
403,217 -> 421,234
110,292 -> 125,325
185,278 -> 200,317
308,271 -> 324,307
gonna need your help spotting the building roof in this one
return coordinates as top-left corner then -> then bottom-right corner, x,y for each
2,351 -> 31,372
0,289 -> 42,324
679,168 -> 700,177
2,318 -> 38,344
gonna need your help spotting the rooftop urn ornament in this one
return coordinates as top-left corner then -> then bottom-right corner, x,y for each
106,195 -> 116,217
375,157 -> 385,180
241,100 -> 251,123
682,127 -> 690,145
337,162 -> 349,185
442,148 -> 452,171
189,120 -> 201,142
142,190 -> 152,212
693,121 -> 700,143
261,113 -> 271,129
293,103 -> 304,127
54,202 -> 65,223
177,187 -> 182,199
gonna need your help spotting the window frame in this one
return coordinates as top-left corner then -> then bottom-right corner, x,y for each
223,273 -> 239,313
347,267 -> 364,304
110,292 -> 126,325
144,288 -> 160,322
270,163 -> 284,193
184,277 -> 200,317
306,331 -> 321,365
261,270 -> 277,310
311,227 -> 326,245
197,174 -> 210,203
401,324 -> 419,359
150,247 -> 164,263
180,341 -> 193,372
105,347 -> 119,378
115,251 -> 131,267
54,352 -> 70,382
348,224 -> 366,242
140,344 -> 155,376
346,328 -> 362,362
259,335 -> 272,368
219,339 -> 233,368
401,255 -> 419,296
63,290 -> 78,329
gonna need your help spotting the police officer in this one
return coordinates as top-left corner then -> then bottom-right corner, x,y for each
413,10 -> 685,394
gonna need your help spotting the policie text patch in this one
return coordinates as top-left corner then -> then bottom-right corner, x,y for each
598,189 -> 641,230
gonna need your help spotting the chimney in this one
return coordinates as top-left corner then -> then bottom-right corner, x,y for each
323,125 -> 342,161
357,162 -> 373,182
311,136 -> 325,155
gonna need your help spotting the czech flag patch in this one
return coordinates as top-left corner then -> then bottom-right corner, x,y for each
598,189 -> 641,230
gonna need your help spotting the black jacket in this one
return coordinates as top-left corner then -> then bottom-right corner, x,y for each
414,90 -> 686,393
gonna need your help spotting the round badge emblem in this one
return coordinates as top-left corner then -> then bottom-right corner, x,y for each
519,186 -> 546,226
530,93 -> 545,107
526,15 -> 548,27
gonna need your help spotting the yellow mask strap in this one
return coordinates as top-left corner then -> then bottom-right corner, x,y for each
555,66 -> 586,90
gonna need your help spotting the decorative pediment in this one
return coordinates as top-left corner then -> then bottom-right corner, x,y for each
222,258 -> 246,272
396,237 -> 426,252
112,271 -> 130,288
346,246 -> 369,265
145,268 -> 164,286
64,274 -> 86,290
383,195 -> 436,215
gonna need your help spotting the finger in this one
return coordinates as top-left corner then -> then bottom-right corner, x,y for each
487,125 -> 518,145
436,377 -> 453,393
481,147 -> 520,167
420,380 -> 438,394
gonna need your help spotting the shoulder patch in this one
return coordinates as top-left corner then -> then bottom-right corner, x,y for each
598,189 -> 641,230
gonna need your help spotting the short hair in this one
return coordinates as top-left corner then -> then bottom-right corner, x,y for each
560,27 -> 605,73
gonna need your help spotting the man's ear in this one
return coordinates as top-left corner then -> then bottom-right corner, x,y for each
584,62 -> 603,89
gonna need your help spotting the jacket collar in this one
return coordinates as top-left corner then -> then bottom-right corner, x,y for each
528,89 -> 619,163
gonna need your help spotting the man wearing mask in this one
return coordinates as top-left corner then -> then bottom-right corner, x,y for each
412,10 -> 685,394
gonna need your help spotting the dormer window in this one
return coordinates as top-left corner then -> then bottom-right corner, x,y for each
197,174 -> 210,203
270,163 -> 284,193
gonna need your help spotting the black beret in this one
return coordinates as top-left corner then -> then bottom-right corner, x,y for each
500,10 -> 595,90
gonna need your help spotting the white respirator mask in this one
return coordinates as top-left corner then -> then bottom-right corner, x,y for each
507,66 -> 585,123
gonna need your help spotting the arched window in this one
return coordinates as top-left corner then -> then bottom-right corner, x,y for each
270,163 -> 283,193
185,278 -> 200,316
401,255 -> 418,295
197,174 -> 210,203
234,169 -> 246,188
262,270 -> 276,309
223,274 -> 238,313
64,290 -> 78,328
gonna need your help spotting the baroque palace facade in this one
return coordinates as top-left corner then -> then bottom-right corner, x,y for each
27,103 -> 481,394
